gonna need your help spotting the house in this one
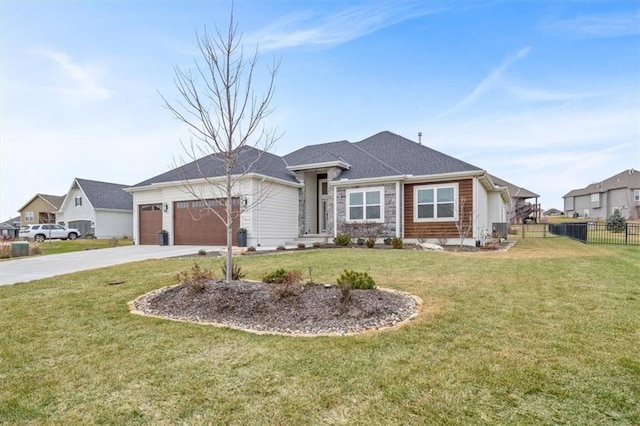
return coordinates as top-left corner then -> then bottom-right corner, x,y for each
126,131 -> 510,247
56,178 -> 134,238
0,217 -> 21,239
17,194 -> 65,226
563,169 -> 640,220
489,175 -> 540,224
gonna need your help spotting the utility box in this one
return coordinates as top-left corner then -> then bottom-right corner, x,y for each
11,241 -> 30,257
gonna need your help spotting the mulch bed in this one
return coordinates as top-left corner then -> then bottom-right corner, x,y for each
131,281 -> 420,336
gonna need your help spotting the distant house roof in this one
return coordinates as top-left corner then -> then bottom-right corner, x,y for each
0,217 -> 21,230
563,169 -> 640,198
285,131 -> 483,179
17,194 -> 65,212
73,178 -> 133,210
131,146 -> 297,188
489,175 -> 539,199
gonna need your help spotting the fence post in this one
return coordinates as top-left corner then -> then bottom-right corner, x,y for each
625,223 -> 628,246
522,225 -> 525,239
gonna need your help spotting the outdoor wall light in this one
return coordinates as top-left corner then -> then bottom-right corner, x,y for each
164,203 -> 169,212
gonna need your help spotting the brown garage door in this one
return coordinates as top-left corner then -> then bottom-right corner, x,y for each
173,199 -> 240,245
139,204 -> 162,245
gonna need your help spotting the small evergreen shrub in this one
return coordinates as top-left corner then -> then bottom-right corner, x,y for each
312,242 -> 322,248
276,245 -> 286,251
262,268 -> 288,284
383,237 -> 393,246
297,242 -> 306,249
392,237 -> 403,249
356,238 -> 365,246
365,238 -> 375,248
264,268 -> 304,298
336,269 -> 376,290
606,211 -> 627,233
221,262 -> 246,280
197,249 -> 207,256
333,233 -> 351,246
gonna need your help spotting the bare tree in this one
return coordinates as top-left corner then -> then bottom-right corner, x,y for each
160,10 -> 280,283
455,196 -> 474,248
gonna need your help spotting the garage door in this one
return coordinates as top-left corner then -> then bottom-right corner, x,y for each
68,220 -> 92,238
174,199 -> 240,245
139,204 -> 162,245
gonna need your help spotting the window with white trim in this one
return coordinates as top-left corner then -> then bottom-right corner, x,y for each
414,183 -> 457,221
75,196 -> 82,206
634,190 -> 640,202
590,193 -> 599,202
346,187 -> 383,222
25,211 -> 34,222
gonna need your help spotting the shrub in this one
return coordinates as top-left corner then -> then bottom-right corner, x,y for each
276,245 -> 286,251
365,238 -> 375,248
312,242 -> 322,249
221,261 -> 246,280
264,268 -> 304,298
0,243 -> 10,259
356,238 -> 365,246
383,237 -> 392,246
297,242 -> 306,249
392,237 -> 403,249
29,243 -> 42,255
197,249 -> 207,256
333,233 -> 350,246
336,269 -> 376,290
177,262 -> 214,292
606,211 -> 627,233
262,268 -> 288,284
247,246 -> 256,252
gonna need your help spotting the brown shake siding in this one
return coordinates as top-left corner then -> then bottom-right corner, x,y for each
404,178 -> 473,238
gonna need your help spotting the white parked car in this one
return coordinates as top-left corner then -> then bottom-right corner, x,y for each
19,224 -> 82,242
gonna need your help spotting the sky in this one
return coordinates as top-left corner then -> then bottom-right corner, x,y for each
1,0 -> 639,221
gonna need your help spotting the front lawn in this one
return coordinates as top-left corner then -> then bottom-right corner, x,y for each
1,238 -> 638,424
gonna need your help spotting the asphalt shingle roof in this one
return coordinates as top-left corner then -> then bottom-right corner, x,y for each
134,131 -> 487,188
132,146 -> 297,187
489,175 -> 539,199
76,178 -> 133,210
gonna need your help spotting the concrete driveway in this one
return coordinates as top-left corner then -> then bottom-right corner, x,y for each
0,245 -> 226,286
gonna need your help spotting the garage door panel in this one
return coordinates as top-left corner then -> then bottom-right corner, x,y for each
139,204 -> 162,245
174,199 -> 239,245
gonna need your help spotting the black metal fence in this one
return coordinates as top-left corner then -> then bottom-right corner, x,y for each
510,222 -> 640,246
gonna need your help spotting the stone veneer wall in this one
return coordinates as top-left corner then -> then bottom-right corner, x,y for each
335,182 -> 397,236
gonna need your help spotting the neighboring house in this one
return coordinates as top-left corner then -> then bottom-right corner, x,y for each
17,194 -> 65,226
489,175 -> 540,224
563,169 -> 640,220
56,178 -> 134,238
0,217 -> 21,239
126,131 -> 509,247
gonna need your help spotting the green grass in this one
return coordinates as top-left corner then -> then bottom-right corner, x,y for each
1,238 -> 638,424
37,238 -> 134,255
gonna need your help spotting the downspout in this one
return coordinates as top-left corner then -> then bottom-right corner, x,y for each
472,177 -> 478,242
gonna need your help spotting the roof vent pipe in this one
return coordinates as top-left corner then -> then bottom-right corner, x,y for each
418,131 -> 422,145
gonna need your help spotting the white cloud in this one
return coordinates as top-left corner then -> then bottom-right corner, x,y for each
542,12 -> 640,39
247,1 -> 445,51
30,48 -> 111,100
436,47 -> 531,119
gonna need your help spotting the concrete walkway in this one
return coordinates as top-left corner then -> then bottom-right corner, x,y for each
0,245 -> 228,286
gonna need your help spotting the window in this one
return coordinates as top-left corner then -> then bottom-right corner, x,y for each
25,211 -> 34,222
635,190 -> 640,202
75,196 -> 82,206
346,187 -> 383,222
590,193 -> 599,202
414,184 -> 457,221
140,204 -> 162,212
